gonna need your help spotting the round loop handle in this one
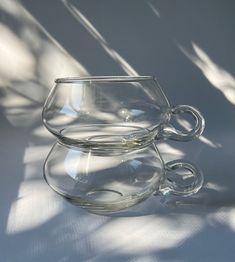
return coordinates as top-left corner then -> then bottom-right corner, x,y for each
159,160 -> 204,196
158,105 -> 205,141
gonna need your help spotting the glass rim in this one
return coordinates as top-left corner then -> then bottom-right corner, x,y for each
55,76 -> 155,83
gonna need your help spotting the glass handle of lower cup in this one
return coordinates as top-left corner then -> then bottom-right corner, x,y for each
159,160 -> 204,196
158,105 -> 205,142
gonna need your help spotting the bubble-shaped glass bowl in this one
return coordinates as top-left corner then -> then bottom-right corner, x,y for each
42,76 -> 205,150
44,142 -> 203,215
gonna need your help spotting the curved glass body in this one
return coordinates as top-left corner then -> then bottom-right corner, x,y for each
44,142 -> 203,214
44,142 -> 164,214
42,76 -> 171,150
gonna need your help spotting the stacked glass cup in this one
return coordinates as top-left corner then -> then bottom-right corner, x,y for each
42,76 -> 205,214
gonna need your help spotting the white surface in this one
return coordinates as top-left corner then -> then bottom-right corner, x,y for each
1,0 -> 235,261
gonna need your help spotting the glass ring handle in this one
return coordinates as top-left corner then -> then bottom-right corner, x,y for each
157,105 -> 205,141
156,105 -> 205,196
158,160 -> 204,196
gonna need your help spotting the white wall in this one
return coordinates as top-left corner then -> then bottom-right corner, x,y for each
1,1 -> 235,261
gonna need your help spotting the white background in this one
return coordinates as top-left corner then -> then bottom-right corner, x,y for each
1,0 -> 235,261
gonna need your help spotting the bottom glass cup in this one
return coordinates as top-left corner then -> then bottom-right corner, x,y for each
43,142 -> 203,215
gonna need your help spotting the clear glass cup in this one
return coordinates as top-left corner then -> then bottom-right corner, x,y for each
42,76 -> 205,214
43,76 -> 205,148
44,142 -> 203,214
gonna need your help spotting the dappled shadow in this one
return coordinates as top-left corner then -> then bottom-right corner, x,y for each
179,42 -> 235,105
62,0 -> 139,76
0,0 -> 89,260
1,0 -> 235,261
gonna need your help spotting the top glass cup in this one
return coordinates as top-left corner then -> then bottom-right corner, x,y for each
42,76 -> 205,150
